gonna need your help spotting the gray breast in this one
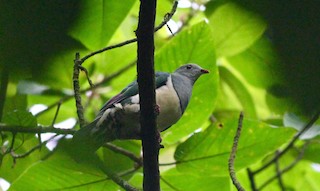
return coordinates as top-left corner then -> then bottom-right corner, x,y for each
171,73 -> 193,114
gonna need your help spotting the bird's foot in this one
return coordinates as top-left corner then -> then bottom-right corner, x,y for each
154,104 -> 160,116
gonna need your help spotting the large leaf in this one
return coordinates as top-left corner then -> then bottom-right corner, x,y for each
1,94 -> 36,142
9,148 -> 119,191
3,94 -> 27,113
2,110 -> 37,128
219,66 -> 257,118
304,141 -> 320,163
154,22 -> 218,144
160,168 -> 231,191
174,118 -> 295,176
101,140 -> 141,173
208,2 -> 267,57
227,37 -> 280,88
282,161 -> 320,190
0,137 -> 50,183
247,152 -> 320,191
69,0 -> 136,50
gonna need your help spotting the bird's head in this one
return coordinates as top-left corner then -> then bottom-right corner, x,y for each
174,64 -> 209,83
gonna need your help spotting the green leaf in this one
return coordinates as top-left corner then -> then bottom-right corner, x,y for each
174,118 -> 295,176
2,110 -> 37,127
227,37 -> 281,88
69,0 -> 136,50
304,141 -> 320,163
101,140 -> 141,173
3,94 -> 27,113
219,66 -> 257,118
0,137 -> 50,182
283,161 -> 320,190
154,22 -> 219,144
161,168 -> 231,191
208,2 -> 267,57
9,149 -> 119,191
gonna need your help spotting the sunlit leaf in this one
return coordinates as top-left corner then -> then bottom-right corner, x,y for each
208,2 -> 267,57
161,168 -> 231,191
219,66 -> 257,118
9,148 -> 119,191
0,137 -> 50,182
174,118 -> 295,176
69,0 -> 136,50
304,141 -> 320,163
227,37 -> 280,88
154,22 -> 218,144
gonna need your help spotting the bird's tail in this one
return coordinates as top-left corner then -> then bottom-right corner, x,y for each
69,120 -> 116,159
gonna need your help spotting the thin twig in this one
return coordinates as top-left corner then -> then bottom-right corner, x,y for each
118,164 -> 142,178
228,112 -> 245,191
73,53 -> 86,128
0,125 -> 76,135
35,61 -> 135,118
79,65 -> 95,88
81,38 -> 137,63
159,161 -> 179,166
80,1 -> 178,63
51,100 -> 62,127
153,1 -> 178,31
172,1 -> 197,35
104,143 -> 142,165
165,24 -> 175,36
258,141 -> 309,190
5,132 -> 16,154
253,112 -> 320,175
36,132 -> 42,151
274,150 -> 285,191
11,134 -> 59,159
247,168 -> 257,191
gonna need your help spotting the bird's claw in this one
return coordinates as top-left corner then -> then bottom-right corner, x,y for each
156,130 -> 164,149
154,104 -> 160,116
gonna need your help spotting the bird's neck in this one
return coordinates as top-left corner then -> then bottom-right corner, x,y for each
171,73 -> 193,113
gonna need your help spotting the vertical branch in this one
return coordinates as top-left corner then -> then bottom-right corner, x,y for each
247,168 -> 257,191
73,53 -> 86,128
229,112 -> 245,191
136,0 -> 160,190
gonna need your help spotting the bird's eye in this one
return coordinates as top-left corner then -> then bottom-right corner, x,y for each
186,65 -> 192,70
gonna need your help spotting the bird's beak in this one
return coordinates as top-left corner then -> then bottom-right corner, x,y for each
201,69 -> 209,74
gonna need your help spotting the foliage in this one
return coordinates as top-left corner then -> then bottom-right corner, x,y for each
1,0 -> 319,190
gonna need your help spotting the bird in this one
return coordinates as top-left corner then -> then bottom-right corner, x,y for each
71,64 -> 209,155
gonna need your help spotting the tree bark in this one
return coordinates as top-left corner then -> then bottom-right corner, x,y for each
136,0 -> 160,191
